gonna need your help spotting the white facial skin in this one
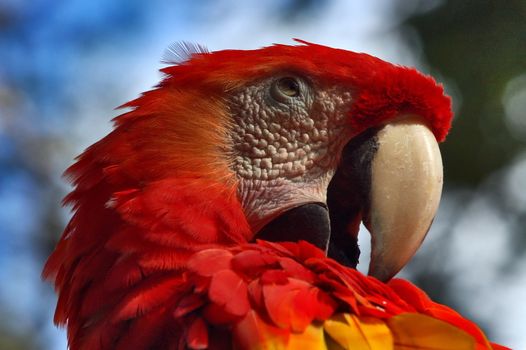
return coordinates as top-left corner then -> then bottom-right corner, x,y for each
229,75 -> 353,232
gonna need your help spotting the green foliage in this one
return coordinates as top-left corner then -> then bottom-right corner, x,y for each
403,0 -> 526,185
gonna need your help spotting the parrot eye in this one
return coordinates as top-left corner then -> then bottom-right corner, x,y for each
270,77 -> 301,102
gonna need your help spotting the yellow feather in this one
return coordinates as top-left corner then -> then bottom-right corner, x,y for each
324,313 -> 394,350
386,313 -> 475,350
237,311 -> 476,349
288,323 -> 328,350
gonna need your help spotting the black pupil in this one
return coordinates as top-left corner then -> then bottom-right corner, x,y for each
279,78 -> 299,96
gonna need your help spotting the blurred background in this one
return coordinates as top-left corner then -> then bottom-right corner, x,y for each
1,0 -> 525,348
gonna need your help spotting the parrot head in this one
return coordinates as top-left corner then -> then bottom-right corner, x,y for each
42,40 -> 457,348
43,41 -> 515,350
147,39 -> 451,281
49,40 -> 451,289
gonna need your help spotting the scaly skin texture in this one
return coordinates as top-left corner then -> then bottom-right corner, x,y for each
231,82 -> 353,230
43,41 -> 506,349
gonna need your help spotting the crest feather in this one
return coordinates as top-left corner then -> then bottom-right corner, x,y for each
162,41 -> 210,65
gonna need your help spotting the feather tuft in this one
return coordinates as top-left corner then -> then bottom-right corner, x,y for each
162,41 -> 209,65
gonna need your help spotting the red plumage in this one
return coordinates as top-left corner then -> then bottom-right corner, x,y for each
43,41 -> 505,349
178,241 -> 497,349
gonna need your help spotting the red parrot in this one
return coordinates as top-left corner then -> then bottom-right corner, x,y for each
43,40 -> 507,350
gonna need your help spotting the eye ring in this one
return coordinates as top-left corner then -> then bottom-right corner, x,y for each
270,77 -> 301,102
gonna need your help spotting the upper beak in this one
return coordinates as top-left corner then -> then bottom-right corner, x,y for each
329,115 -> 443,282
364,115 -> 443,281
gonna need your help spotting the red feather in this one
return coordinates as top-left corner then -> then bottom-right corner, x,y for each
208,269 -> 250,318
42,41 -> 505,349
186,317 -> 209,350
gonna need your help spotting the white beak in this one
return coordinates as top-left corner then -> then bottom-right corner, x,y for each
366,116 -> 443,281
